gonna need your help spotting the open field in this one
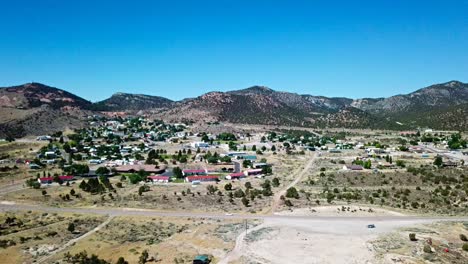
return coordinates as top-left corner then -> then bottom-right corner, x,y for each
0,208 -> 257,264
0,210 -> 106,263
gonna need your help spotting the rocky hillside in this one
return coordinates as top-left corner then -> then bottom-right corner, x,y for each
357,81 -> 468,113
155,91 -> 308,125
0,82 -> 92,109
92,92 -> 173,111
0,83 -> 91,137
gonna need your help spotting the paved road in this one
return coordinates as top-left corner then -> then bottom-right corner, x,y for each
233,161 -> 241,173
1,202 -> 467,222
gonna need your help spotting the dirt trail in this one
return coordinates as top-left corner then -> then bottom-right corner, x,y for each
0,182 -> 25,196
271,152 -> 316,212
219,222 -> 267,264
36,215 -> 114,263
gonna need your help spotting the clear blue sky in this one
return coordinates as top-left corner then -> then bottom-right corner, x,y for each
1,0 -> 467,101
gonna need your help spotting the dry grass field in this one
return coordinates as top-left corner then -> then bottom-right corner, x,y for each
0,211 -> 106,263
0,210 -> 258,264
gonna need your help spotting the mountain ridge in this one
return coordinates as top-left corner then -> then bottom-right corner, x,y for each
1,80 -> 467,137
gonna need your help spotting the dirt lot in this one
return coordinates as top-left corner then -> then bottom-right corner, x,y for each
222,212 -> 436,264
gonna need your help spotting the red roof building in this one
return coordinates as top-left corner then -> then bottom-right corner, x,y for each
38,175 -> 75,184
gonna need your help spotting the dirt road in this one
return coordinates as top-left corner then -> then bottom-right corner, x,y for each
1,201 -> 466,222
0,182 -> 25,196
271,152 -> 316,212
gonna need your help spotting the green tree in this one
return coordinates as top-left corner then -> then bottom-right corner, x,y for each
26,178 -> 41,189
53,175 -> 64,185
116,257 -> 129,264
67,222 -> 75,233
363,160 -> 372,169
433,156 -> 443,167
224,183 -> 232,191
207,185 -> 218,195
138,250 -> 149,264
272,177 -> 280,187
241,197 -> 249,207
96,166 -> 110,175
286,187 -> 299,199
173,167 -> 183,178
463,243 -> 468,252
234,189 -> 245,198
242,160 -> 252,168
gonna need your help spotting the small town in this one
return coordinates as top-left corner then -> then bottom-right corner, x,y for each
1,1 -> 468,263
1,114 -> 467,263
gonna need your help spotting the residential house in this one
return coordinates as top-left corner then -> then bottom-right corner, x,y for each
226,172 -> 246,180
182,169 -> 207,176
148,175 -> 170,183
252,163 -> 268,169
245,169 -> 263,176
343,165 -> 363,171
185,175 -> 219,183
191,142 -> 210,149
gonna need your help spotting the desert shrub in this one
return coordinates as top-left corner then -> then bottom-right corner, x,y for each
409,233 -> 417,241
460,234 -> 468,241
286,187 -> 299,199
463,243 -> 468,252
423,245 -> 432,253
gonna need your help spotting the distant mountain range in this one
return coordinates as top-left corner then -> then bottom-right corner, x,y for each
1,81 -> 467,137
